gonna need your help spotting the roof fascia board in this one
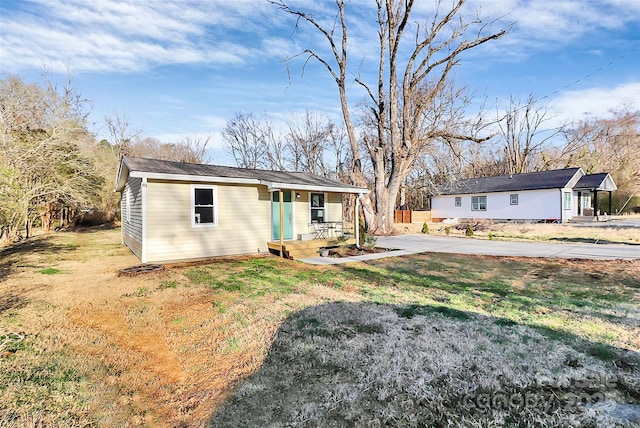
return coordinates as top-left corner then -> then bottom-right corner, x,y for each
114,161 -> 129,192
129,171 -> 261,185
565,168 -> 585,188
261,180 -> 369,194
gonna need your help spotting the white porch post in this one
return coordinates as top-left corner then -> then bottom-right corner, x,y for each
279,189 -> 285,258
355,193 -> 360,248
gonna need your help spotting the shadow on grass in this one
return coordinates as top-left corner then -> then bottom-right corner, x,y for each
209,301 -> 639,427
0,235 -> 78,283
339,254 -> 640,319
549,236 -> 640,246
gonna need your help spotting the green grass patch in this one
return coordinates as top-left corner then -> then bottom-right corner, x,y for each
158,280 -> 178,289
38,267 -> 62,275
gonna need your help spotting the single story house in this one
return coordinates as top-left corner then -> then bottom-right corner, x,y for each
115,157 -> 368,263
431,167 -> 617,223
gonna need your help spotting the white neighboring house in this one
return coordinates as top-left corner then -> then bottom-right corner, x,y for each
431,168 -> 617,223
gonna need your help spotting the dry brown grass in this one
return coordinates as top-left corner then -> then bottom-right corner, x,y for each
0,228 -> 360,426
1,227 -> 638,426
399,216 -> 640,245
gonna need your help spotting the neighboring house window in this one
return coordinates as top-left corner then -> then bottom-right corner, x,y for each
454,196 -> 461,207
563,192 -> 572,210
510,194 -> 518,205
192,185 -> 218,226
582,194 -> 590,208
310,192 -> 325,222
471,196 -> 487,211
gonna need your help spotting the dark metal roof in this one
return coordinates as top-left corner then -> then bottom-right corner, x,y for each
437,168 -> 582,195
118,156 -> 368,193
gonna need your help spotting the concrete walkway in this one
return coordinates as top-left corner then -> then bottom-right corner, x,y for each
300,234 -> 640,265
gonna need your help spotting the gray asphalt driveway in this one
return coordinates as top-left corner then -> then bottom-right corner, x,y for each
301,234 -> 639,265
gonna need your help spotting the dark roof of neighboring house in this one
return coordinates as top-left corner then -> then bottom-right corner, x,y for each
574,173 -> 610,189
116,156 -> 369,194
436,168 -> 582,195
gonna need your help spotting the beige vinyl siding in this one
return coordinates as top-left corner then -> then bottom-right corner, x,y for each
121,177 -> 143,259
145,180 -> 271,262
294,192 -> 344,235
326,193 -> 343,222
293,191 -> 310,235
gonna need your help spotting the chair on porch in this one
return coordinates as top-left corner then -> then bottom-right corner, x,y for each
310,222 -> 328,239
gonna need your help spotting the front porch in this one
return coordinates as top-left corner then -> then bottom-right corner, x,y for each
268,237 -> 356,260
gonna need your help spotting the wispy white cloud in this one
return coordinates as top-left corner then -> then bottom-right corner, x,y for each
474,0 -> 640,53
0,0 -> 279,73
549,81 -> 640,122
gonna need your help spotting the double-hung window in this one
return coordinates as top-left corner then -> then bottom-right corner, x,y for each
454,196 -> 462,207
563,192 -> 572,210
510,194 -> 518,205
310,192 -> 325,222
192,185 -> 218,227
471,195 -> 487,211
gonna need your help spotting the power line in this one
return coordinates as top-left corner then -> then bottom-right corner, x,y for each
539,44 -> 640,101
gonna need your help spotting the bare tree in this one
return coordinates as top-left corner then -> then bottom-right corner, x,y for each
496,95 -> 563,174
127,135 -> 211,164
285,110 -> 332,176
273,0 -> 507,233
554,106 -> 640,212
223,112 -> 270,169
0,75 -> 101,241
104,111 -> 142,162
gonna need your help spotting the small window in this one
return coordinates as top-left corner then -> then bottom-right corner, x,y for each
454,196 -> 461,207
510,194 -> 518,205
563,192 -> 572,210
471,195 -> 487,211
192,185 -> 218,226
310,192 -> 325,222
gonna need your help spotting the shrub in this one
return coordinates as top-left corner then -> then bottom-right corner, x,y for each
488,231 -> 494,240
445,226 -> 451,236
364,235 -> 378,249
465,225 -> 474,237
421,222 -> 429,234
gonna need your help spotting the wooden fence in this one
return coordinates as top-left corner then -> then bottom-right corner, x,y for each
394,210 -> 431,224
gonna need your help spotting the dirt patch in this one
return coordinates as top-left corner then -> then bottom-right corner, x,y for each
328,245 -> 396,257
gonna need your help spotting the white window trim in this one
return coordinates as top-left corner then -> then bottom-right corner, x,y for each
563,192 -> 572,210
454,196 -> 461,207
471,195 -> 487,211
309,191 -> 327,222
191,184 -> 219,228
510,194 -> 518,205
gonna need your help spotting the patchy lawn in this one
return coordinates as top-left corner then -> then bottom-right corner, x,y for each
399,217 -> 640,245
0,228 -> 638,427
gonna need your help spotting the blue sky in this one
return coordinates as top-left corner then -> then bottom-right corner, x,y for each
1,0 -> 639,165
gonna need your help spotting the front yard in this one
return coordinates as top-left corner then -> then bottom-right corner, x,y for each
1,227 -> 638,426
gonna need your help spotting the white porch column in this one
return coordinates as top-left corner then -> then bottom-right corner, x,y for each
355,193 -> 361,248
279,189 -> 284,257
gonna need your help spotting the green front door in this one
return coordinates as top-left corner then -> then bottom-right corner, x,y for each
272,191 -> 293,240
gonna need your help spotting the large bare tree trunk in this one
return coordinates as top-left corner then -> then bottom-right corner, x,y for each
273,0 -> 506,234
